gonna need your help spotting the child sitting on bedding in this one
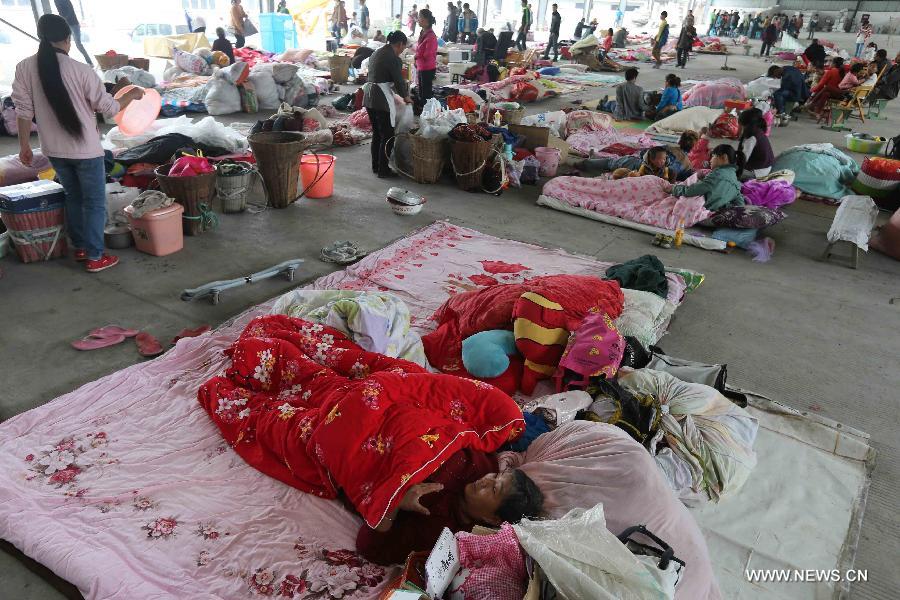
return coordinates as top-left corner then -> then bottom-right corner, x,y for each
647,74 -> 683,120
669,144 -> 745,211
630,146 -> 675,181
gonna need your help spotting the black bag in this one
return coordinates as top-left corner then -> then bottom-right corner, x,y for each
581,377 -> 661,446
885,134 -> 900,160
618,525 -> 686,574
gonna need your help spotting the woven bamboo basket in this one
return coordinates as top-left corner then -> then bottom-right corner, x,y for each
329,55 -> 353,84
155,165 -> 217,236
450,138 -> 492,191
409,130 -> 447,184
501,107 -> 524,125
248,132 -> 310,208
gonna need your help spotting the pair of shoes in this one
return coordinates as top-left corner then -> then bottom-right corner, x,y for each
85,254 -> 119,273
73,249 -> 87,262
71,325 -> 140,351
652,234 -> 674,249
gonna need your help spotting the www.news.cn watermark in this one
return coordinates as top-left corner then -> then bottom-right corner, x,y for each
745,569 -> 869,583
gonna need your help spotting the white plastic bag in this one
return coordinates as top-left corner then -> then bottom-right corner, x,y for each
105,182 -> 140,226
395,102 -> 415,134
205,78 -> 242,115
155,116 -> 249,152
419,100 -> 467,139
520,110 -> 567,138
528,391 -> 593,427
827,194 -> 879,250
248,71 -> 280,110
514,504 -> 678,600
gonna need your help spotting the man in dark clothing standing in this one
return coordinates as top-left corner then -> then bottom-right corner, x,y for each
445,2 -> 459,41
542,3 -> 561,61
807,14 -> 818,39
54,0 -> 93,65
516,0 -> 531,51
761,21 -> 777,57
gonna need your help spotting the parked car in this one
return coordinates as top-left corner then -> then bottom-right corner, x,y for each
130,23 -> 191,42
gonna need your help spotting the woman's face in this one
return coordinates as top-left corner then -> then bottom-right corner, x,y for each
418,14 -> 429,27
462,471 -> 514,525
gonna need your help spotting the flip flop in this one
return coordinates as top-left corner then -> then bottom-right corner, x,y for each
135,332 -> 164,358
71,334 -> 127,351
89,325 -> 140,339
172,325 -> 211,345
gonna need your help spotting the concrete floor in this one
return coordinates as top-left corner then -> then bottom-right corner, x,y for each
1,36 -> 899,599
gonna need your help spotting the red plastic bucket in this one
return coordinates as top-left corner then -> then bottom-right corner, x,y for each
299,154 -> 336,199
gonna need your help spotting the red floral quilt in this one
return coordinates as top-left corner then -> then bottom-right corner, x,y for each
198,314 -> 525,528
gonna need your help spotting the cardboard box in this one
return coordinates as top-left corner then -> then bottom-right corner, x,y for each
508,124 -> 571,162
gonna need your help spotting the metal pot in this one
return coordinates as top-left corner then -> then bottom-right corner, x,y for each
105,226 -> 134,249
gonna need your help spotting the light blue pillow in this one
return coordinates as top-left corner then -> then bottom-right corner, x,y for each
462,329 -> 517,378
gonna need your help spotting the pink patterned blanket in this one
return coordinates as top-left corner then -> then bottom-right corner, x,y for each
541,174 -> 712,230
0,222 -> 687,600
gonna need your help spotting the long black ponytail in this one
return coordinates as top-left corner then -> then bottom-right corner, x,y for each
736,107 -> 765,178
36,14 -> 83,140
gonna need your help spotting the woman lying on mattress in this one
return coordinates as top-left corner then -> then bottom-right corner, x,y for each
356,448 -> 544,565
197,314 -> 544,567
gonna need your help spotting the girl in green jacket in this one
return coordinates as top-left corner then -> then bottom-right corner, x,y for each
670,144 -> 745,211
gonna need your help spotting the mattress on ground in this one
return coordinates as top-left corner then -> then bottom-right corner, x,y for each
0,222 -> 690,600
538,194 -> 727,250
540,173 -> 713,230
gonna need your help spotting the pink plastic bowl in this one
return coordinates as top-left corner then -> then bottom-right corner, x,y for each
114,85 -> 161,136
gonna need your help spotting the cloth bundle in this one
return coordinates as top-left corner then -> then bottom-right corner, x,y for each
772,143 -> 859,200
269,289 -> 429,367
618,368 -> 758,503
740,178 -> 796,209
130,190 -> 174,218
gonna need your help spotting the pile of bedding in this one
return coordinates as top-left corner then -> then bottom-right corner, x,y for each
772,144 -> 859,200
647,106 -> 723,135
682,78 -> 745,108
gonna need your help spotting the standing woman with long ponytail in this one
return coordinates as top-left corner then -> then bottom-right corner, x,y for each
12,14 -> 144,273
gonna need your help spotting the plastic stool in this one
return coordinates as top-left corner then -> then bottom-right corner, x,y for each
866,98 -> 888,120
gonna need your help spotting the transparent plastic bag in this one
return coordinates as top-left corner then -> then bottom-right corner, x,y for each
513,504 -> 677,600
155,116 -> 249,152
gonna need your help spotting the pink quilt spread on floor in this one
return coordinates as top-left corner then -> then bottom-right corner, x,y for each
566,123 -> 657,157
0,222 -> 688,600
542,174 -> 712,229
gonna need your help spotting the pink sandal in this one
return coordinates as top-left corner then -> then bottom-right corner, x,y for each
89,325 -> 140,339
71,334 -> 127,351
135,332 -> 164,358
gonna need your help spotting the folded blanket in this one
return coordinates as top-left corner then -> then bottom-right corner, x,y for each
198,315 -> 524,528
541,174 -> 711,229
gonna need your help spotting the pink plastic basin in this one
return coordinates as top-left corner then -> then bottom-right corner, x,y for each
114,85 -> 161,136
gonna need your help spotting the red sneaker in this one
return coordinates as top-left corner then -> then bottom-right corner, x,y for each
85,255 -> 120,273
73,249 -> 87,262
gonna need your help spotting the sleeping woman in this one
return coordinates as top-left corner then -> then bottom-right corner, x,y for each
356,448 -> 543,565
198,314 -> 543,567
